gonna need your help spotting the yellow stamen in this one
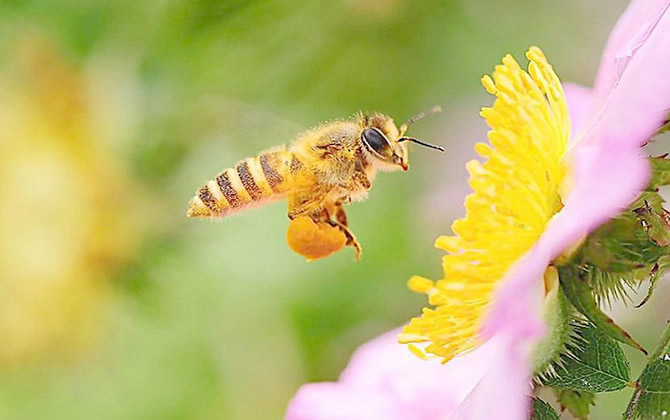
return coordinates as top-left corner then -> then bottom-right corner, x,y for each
400,47 -> 570,362
408,344 -> 428,360
408,275 -> 436,294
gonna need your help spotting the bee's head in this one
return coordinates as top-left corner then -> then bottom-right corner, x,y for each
358,106 -> 444,172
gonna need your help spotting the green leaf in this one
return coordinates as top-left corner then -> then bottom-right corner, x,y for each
556,389 -> 595,419
544,325 -> 631,392
625,322 -> 670,419
559,265 -> 647,354
530,397 -> 560,420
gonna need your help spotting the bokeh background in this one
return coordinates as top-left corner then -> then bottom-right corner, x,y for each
1,0 -> 667,419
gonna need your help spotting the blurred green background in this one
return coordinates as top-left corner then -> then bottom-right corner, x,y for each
1,0 -> 666,419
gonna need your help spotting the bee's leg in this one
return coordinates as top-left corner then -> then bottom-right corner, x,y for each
324,212 -> 361,261
352,171 -> 371,190
327,221 -> 361,261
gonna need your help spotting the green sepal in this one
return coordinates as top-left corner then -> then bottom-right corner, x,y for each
633,199 -> 670,247
530,398 -> 560,420
559,265 -> 647,354
556,389 -> 595,420
648,155 -> 670,191
625,322 -> 670,419
578,192 -> 668,274
532,269 -> 573,376
543,324 -> 632,392
563,191 -> 669,307
634,261 -> 667,308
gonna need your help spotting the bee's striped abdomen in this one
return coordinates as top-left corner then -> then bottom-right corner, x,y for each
186,149 -> 293,218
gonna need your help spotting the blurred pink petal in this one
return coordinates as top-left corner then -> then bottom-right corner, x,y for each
563,83 -> 593,140
286,329 -> 501,420
287,384 -> 399,420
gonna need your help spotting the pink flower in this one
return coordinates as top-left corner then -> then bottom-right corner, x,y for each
286,1 -> 670,419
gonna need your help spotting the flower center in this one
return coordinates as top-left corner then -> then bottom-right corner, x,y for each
400,47 -> 570,362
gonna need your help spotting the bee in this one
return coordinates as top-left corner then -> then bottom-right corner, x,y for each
186,107 -> 444,261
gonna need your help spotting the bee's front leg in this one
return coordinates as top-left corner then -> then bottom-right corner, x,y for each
351,170 -> 371,191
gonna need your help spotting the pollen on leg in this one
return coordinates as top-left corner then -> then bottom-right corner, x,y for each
286,216 -> 347,261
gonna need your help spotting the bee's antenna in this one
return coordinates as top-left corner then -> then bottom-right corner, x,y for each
399,105 -> 442,136
398,137 -> 445,152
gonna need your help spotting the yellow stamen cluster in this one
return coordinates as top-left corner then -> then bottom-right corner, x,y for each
400,47 -> 570,362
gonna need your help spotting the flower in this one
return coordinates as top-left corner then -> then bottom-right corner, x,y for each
403,2 -> 670,358
285,0 -> 670,418
403,0 -> 670,417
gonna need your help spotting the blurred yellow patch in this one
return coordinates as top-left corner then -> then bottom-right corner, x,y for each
0,35 -> 147,367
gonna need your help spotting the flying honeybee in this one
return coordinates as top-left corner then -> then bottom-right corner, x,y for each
186,107 -> 444,261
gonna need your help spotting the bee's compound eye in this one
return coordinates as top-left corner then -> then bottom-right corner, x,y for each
362,128 -> 389,155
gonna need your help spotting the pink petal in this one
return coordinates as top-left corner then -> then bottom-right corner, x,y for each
481,247 -> 548,339
593,0 -> 670,110
285,329 -> 504,420
341,329 -> 499,416
563,83 -> 593,142
451,335 -> 533,420
542,145 -> 649,255
461,248 -> 549,420
287,384 -> 401,420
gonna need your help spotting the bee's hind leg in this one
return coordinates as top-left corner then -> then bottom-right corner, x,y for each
328,220 -> 362,261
